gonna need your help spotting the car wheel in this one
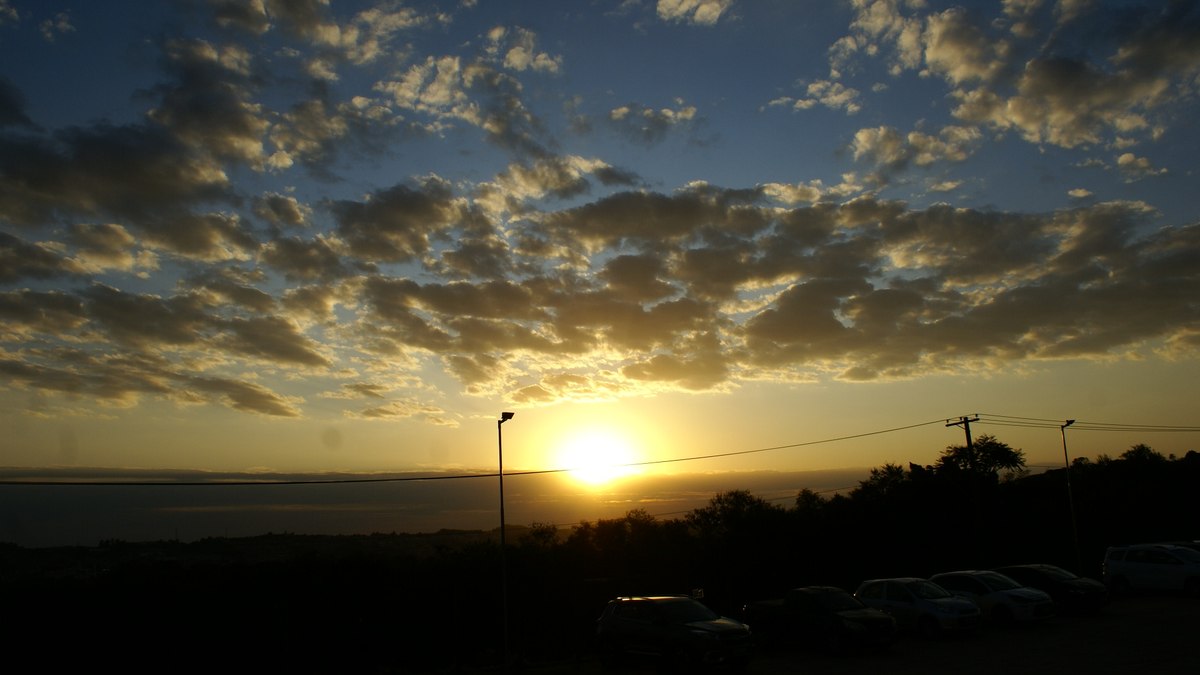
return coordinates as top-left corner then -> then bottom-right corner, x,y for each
1110,576 -> 1131,596
664,646 -> 696,674
596,641 -> 620,670
991,605 -> 1014,626
918,615 -> 941,639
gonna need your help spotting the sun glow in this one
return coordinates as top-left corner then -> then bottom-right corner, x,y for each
554,428 -> 642,487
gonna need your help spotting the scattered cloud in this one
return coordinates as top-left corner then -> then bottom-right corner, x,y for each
609,100 -> 697,145
656,0 -> 735,26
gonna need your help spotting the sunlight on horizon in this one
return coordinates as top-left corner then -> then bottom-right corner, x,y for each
553,427 -> 643,488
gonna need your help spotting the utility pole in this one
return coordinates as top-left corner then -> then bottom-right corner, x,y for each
946,415 -> 980,470
1060,420 -> 1082,574
947,415 -> 982,563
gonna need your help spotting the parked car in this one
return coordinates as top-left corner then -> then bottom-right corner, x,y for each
929,570 -> 1054,624
1102,543 -> 1200,596
595,595 -> 752,670
994,564 -> 1108,612
742,585 -> 895,653
854,577 -> 982,636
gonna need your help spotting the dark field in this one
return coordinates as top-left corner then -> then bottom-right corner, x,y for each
549,594 -> 1199,675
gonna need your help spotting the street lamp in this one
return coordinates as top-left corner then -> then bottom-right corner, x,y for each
497,412 -> 514,671
1060,419 -> 1082,573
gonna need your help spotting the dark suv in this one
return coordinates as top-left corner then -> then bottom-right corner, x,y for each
1103,543 -> 1200,595
595,595 -> 752,670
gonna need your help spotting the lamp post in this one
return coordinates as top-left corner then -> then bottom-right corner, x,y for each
1060,419 -> 1082,573
497,411 -> 514,671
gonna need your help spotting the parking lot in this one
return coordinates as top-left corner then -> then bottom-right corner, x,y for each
538,594 -> 1199,674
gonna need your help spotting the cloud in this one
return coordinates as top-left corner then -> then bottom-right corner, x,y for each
260,233 -> 349,282
39,10 -> 73,42
487,26 -> 563,74
0,232 -> 78,282
67,223 -> 158,275
0,1 -> 18,25
656,0 -> 735,26
0,76 -> 36,129
332,180 -> 466,263
830,0 -> 1200,158
217,315 -> 331,367
609,100 -> 697,145
148,38 -> 271,169
0,122 -> 229,228
350,398 -> 456,426
253,193 -> 311,228
790,80 -> 862,115
1116,152 -> 1168,181
182,374 -> 302,416
852,124 -> 982,176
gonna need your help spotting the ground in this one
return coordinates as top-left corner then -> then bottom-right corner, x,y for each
529,593 -> 1200,675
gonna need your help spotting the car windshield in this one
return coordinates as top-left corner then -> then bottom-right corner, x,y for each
976,572 -> 1022,591
656,599 -> 720,623
1032,565 -> 1076,580
908,580 -> 953,599
1174,548 -> 1200,563
813,589 -> 863,611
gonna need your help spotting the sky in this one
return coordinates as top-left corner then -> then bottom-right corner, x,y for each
1,0 -> 1199,544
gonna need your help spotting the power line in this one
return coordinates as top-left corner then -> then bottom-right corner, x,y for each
976,413 -> 1200,433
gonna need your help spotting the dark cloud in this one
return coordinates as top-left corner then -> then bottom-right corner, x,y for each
260,234 -> 348,281
0,289 -> 87,335
0,76 -> 36,129
332,182 -> 462,263
185,270 -> 277,313
0,231 -> 76,282
0,123 -> 229,228
83,284 -> 211,349
217,314 -> 330,367
608,101 -> 698,145
253,193 -> 310,228
147,37 -> 269,168
182,373 -> 300,416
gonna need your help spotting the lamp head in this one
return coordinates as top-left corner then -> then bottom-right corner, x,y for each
500,411 -> 515,422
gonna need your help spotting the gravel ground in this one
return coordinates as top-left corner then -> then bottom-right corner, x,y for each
530,594 -> 1199,675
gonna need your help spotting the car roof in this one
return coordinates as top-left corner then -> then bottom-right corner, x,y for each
1109,543 -> 1192,552
790,585 -> 847,594
611,595 -> 692,602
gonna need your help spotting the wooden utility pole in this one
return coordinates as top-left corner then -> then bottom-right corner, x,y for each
946,415 -> 979,470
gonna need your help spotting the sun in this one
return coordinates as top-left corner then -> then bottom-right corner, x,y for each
555,428 -> 642,487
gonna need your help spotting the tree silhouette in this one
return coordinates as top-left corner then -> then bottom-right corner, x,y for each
685,489 -> 786,537
936,434 -> 1026,480
1120,443 -> 1166,463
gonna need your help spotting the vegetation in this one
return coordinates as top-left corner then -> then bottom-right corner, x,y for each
2,440 -> 1197,672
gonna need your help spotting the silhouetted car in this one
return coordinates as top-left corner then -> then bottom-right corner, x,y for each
994,564 -> 1108,612
742,585 -> 896,653
595,596 -> 752,670
854,577 -> 982,636
929,570 -> 1054,624
1103,543 -> 1200,596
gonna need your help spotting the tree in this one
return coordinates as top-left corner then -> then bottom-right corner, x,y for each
936,434 -> 1026,480
853,462 -> 909,500
794,488 -> 826,513
1120,443 -> 1166,464
685,489 -> 785,537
